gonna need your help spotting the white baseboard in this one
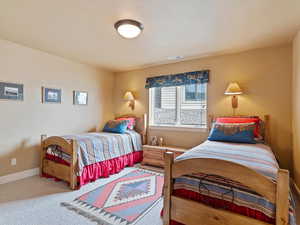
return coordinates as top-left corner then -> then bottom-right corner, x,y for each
0,168 -> 39,185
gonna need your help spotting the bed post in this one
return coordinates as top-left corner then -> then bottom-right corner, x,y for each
264,115 -> 270,145
40,134 -> 47,176
276,169 -> 289,225
163,151 -> 174,225
70,140 -> 78,190
142,113 -> 148,145
208,114 -> 214,131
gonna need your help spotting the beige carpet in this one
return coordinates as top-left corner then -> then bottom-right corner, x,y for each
0,167 -> 163,225
1,166 -> 300,225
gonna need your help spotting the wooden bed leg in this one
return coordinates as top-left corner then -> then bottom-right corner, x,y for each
163,151 -> 174,225
276,169 -> 289,225
40,134 -> 47,176
70,140 -> 78,190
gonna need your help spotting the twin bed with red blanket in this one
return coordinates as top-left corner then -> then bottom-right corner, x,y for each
40,114 -> 147,189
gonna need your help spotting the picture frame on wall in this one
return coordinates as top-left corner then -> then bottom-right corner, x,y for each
42,87 -> 61,103
0,82 -> 24,101
73,91 -> 88,105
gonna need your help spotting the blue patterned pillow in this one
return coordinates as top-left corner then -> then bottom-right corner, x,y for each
103,120 -> 129,134
208,122 -> 256,144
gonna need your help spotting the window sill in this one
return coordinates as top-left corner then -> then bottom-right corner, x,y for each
149,125 -> 208,133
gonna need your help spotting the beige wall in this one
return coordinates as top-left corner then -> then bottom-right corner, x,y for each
0,39 -> 114,176
114,45 -> 293,171
293,31 -> 300,186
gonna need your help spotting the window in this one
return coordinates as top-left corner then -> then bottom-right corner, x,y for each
149,83 -> 207,128
184,83 -> 205,102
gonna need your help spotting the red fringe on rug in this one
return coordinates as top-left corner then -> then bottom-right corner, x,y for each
161,189 -> 274,225
43,151 -> 143,188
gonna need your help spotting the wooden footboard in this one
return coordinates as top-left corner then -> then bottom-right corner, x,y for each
163,152 -> 290,225
40,135 -> 78,190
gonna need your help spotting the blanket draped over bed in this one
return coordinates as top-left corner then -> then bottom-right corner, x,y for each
173,140 -> 296,225
47,130 -> 142,176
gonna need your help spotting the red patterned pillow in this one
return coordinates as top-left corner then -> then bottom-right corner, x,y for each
116,117 -> 136,129
215,117 -> 261,137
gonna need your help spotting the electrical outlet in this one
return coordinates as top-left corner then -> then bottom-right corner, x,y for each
11,158 -> 16,166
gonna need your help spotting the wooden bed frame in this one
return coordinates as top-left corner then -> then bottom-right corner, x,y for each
163,115 -> 290,225
40,113 -> 147,190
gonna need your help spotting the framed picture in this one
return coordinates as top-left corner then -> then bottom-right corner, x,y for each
73,91 -> 88,105
42,87 -> 61,103
0,82 -> 24,100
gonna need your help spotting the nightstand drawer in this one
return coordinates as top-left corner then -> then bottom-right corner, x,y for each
142,158 -> 165,167
142,145 -> 188,168
143,150 -> 164,160
143,146 -> 167,151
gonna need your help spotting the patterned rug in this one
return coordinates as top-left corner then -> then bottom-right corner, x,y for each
62,169 -> 164,225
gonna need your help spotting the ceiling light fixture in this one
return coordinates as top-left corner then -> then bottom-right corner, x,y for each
167,56 -> 184,60
114,19 -> 144,39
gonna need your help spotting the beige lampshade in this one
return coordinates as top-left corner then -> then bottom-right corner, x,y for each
123,91 -> 135,101
224,82 -> 243,95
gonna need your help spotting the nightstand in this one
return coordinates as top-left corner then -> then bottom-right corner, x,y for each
141,145 -> 188,167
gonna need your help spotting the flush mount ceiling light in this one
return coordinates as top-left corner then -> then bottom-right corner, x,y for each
114,19 -> 144,39
167,56 -> 184,60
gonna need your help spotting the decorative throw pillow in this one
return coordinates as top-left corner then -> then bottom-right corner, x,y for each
215,117 -> 261,137
208,122 -> 256,144
103,120 -> 129,134
116,117 -> 136,129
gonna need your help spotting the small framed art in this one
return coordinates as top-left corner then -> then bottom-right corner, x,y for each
0,82 -> 24,101
42,87 -> 61,103
73,91 -> 88,105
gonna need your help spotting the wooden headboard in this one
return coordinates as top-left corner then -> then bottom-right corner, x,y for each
115,113 -> 148,145
208,114 -> 270,145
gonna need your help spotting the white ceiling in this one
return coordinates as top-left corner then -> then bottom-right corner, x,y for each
0,0 -> 300,72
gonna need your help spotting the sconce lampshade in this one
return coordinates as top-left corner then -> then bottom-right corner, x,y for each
224,82 -> 243,95
123,91 -> 135,101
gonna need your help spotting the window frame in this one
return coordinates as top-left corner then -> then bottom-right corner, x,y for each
149,83 -> 208,130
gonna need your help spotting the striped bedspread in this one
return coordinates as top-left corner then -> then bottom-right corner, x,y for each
174,140 -> 296,225
47,130 -> 142,176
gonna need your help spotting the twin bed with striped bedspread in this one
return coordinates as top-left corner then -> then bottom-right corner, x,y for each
62,130 -> 142,176
173,140 -> 296,225
46,130 -> 142,176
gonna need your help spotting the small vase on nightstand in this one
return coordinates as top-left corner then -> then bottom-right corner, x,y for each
150,136 -> 158,146
158,137 -> 164,147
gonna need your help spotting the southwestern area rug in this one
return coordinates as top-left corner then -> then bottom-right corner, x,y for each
62,169 -> 164,225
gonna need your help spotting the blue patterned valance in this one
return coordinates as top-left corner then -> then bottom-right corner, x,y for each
145,70 -> 209,89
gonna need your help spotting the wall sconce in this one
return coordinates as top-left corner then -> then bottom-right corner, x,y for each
224,82 -> 243,115
123,91 -> 135,110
